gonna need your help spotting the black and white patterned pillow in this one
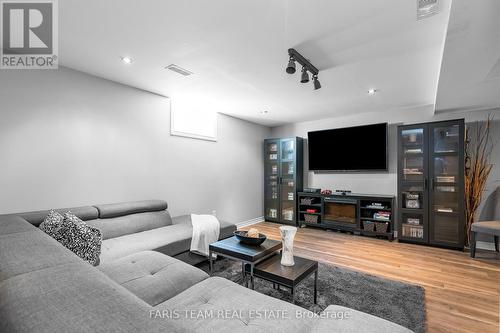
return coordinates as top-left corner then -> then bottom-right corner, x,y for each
39,210 -> 102,266
39,210 -> 64,238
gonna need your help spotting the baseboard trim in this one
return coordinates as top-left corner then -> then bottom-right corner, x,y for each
476,241 -> 496,251
236,216 -> 264,228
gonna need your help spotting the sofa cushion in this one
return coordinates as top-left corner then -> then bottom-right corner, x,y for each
153,277 -> 314,333
0,228 -> 82,282
40,211 -> 102,266
99,224 -> 193,264
309,305 -> 412,333
0,262 -> 186,333
86,210 -> 173,240
0,215 -> 35,235
172,214 -> 236,239
94,200 -> 168,219
99,251 -> 208,306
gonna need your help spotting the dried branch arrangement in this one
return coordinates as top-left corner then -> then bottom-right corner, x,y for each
464,116 -> 494,246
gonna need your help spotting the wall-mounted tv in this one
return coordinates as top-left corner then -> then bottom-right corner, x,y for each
308,123 -> 388,171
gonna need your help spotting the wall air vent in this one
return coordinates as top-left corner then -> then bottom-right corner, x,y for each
165,64 -> 194,76
417,0 -> 439,20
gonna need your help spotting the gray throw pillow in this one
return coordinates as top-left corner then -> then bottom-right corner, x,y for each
39,210 -> 102,266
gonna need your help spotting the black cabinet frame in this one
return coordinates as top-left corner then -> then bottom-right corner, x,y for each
264,137 -> 304,225
397,119 -> 465,249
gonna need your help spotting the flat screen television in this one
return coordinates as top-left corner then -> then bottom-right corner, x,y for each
308,123 -> 388,171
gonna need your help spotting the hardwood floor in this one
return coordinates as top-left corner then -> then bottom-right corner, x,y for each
241,222 -> 500,333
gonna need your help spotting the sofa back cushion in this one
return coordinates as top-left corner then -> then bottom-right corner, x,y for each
86,210 -> 173,240
94,200 -> 168,219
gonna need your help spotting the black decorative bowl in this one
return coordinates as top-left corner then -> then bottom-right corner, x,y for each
234,230 -> 267,246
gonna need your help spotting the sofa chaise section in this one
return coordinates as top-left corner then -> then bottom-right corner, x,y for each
153,276 -> 315,332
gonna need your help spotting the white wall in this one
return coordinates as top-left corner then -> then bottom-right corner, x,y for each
0,67 -> 271,224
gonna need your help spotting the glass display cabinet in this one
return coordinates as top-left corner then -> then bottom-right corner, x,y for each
397,119 -> 465,249
264,137 -> 304,225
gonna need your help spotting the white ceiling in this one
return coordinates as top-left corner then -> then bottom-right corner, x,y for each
435,0 -> 500,113
60,0 -> 453,126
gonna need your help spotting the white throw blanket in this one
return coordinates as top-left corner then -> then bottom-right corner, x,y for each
190,214 -> 220,257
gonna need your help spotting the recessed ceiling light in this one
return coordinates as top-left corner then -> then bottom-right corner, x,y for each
165,64 -> 194,76
367,89 -> 377,95
121,56 -> 134,64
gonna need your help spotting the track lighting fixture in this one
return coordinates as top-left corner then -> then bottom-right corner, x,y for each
313,75 -> 321,90
285,48 -> 321,90
300,66 -> 309,83
286,56 -> 296,74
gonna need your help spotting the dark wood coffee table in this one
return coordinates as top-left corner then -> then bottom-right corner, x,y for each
246,254 -> 318,304
209,236 -> 282,290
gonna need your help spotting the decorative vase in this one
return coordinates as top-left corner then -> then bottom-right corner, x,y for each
279,226 -> 297,266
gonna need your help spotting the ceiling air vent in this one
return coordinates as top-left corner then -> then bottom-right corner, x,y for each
417,0 -> 439,20
165,64 -> 194,76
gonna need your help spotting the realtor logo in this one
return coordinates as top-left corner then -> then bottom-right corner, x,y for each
1,0 -> 58,69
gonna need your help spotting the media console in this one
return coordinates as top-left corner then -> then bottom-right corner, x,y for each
297,192 -> 395,241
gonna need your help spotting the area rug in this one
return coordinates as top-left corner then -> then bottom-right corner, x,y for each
198,258 -> 425,333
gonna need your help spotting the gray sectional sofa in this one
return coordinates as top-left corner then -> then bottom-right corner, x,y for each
0,200 -> 412,333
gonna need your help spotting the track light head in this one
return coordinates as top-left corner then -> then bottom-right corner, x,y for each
286,57 -> 296,74
300,67 -> 309,83
313,75 -> 321,90
286,49 -> 320,89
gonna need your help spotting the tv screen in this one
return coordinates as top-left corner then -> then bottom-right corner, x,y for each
308,123 -> 388,171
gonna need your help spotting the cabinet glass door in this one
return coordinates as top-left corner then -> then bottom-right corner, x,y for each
401,128 -> 425,181
429,123 -> 463,246
398,125 -> 429,242
264,140 -> 280,221
280,139 -> 296,223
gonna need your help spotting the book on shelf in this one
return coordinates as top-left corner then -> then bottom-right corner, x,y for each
365,203 -> 388,209
436,176 -> 455,183
403,168 -> 423,175
436,186 -> 456,192
282,209 -> 294,221
436,207 -> 454,213
402,224 -> 424,238
435,149 -> 457,153
373,212 -> 391,221
406,218 -> 420,225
